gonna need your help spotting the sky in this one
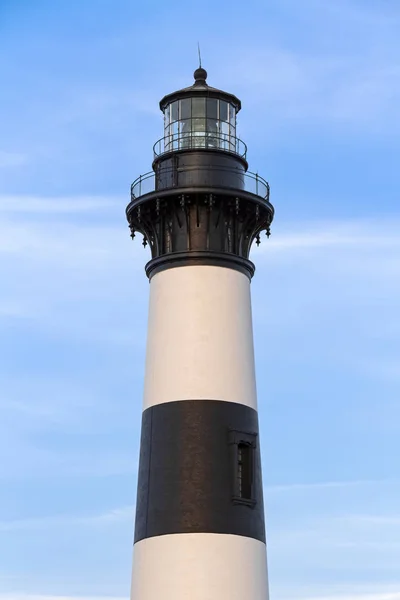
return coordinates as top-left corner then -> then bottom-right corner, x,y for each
0,0 -> 399,599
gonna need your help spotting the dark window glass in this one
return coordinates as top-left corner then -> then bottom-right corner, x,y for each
219,101 -> 228,122
180,98 -> 191,119
229,430 -> 257,506
171,101 -> 179,122
237,443 -> 253,500
207,98 -> 218,119
192,97 -> 206,118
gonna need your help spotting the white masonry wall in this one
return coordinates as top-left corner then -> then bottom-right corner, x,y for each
131,533 -> 269,600
143,265 -> 258,410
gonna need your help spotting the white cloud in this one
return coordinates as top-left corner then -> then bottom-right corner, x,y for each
0,195 -> 121,214
0,596 -> 125,600
282,592 -> 400,600
0,506 -> 133,533
224,23 -> 400,135
0,197 -> 146,339
0,596 -> 398,600
251,218 -> 400,375
266,479 -> 398,494
269,510 -> 400,565
261,220 -> 400,251
1,585 -> 399,600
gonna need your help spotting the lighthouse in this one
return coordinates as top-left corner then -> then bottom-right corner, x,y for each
127,67 -> 274,600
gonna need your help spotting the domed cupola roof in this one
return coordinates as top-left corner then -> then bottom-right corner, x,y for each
159,68 -> 241,112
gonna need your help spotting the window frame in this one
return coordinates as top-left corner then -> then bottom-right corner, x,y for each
229,429 -> 257,507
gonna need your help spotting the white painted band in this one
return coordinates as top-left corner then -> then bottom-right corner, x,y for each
143,265 -> 258,410
131,532 -> 269,600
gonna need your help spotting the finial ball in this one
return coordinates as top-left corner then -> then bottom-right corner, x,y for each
194,67 -> 207,82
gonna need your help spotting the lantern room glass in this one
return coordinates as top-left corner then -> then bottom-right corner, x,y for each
164,98 -> 237,152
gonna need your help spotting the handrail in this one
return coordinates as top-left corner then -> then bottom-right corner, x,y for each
153,132 -> 247,159
130,165 -> 270,202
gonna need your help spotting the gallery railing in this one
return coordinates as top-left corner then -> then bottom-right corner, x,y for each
130,165 -> 270,203
153,132 -> 248,159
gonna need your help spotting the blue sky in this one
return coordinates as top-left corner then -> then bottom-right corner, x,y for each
0,0 -> 399,599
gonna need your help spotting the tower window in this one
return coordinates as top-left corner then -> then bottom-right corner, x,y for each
237,442 -> 253,500
229,430 -> 257,507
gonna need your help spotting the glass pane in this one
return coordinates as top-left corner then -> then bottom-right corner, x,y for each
221,121 -> 229,137
207,118 -> 218,135
164,105 -> 170,127
171,101 -> 178,122
207,98 -> 218,119
230,104 -> 236,126
219,101 -> 228,122
180,136 -> 192,150
192,117 -> 206,132
164,125 -> 171,151
171,121 -> 179,138
229,125 -> 236,152
192,97 -> 206,118
207,121 -> 219,149
180,98 -> 191,119
193,135 -> 206,148
180,120 -> 192,149
179,119 -> 191,135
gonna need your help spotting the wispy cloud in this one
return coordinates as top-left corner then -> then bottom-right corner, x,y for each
0,195 -> 142,338
0,506 -> 133,533
5,594 -> 400,600
266,479 -> 399,493
262,220 -> 400,251
239,53 -> 400,133
0,195 -> 121,214
225,9 -> 400,136
0,596 -> 126,600
3,595 -> 400,600
281,592 -> 400,600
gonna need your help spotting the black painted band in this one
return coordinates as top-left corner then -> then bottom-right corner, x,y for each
145,251 -> 255,280
134,399 -> 265,544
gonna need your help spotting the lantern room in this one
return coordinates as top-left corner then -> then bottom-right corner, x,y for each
155,68 -> 245,157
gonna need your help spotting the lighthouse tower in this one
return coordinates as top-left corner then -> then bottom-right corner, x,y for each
127,68 -> 274,600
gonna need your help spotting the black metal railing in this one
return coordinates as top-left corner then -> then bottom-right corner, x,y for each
130,165 -> 270,202
153,132 -> 248,159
